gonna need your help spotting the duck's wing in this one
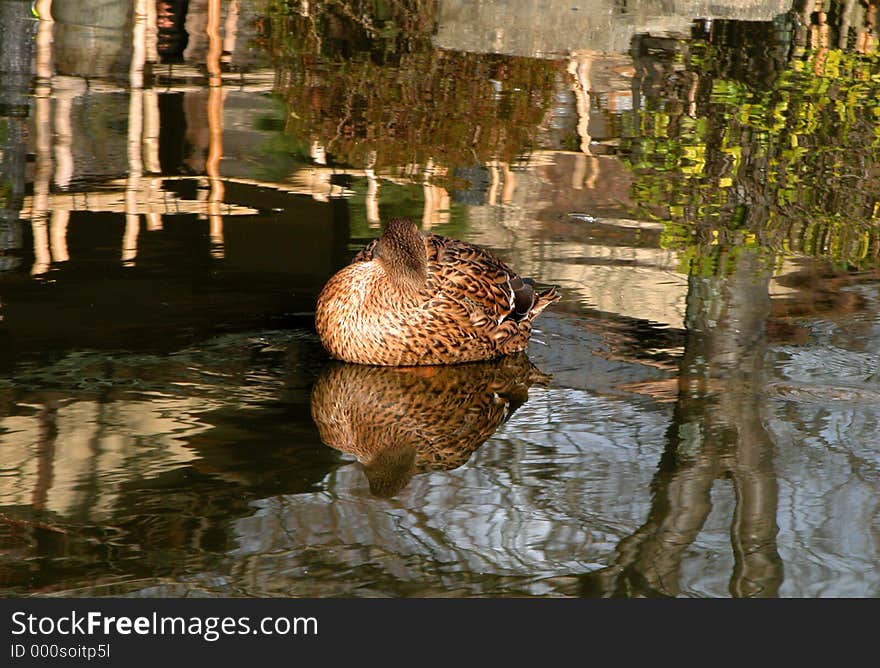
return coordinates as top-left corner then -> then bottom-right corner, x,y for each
425,235 -> 545,325
351,233 -> 559,325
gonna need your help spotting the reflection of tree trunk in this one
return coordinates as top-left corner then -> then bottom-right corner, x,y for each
686,249 -> 782,597
581,248 -> 783,597
0,1 -> 36,270
32,403 -> 59,512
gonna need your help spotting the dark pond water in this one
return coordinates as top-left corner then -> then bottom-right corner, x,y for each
1,0 -> 879,597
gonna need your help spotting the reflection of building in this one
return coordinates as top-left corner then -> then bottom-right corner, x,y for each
21,1 -> 354,278
464,183 -> 690,328
1,1 -> 346,540
429,7 -> 690,327
434,0 -> 794,57
431,0 -> 880,333
0,396 -> 204,517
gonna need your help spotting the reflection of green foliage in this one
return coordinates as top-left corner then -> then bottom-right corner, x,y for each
672,228 -> 779,278
250,98 -> 313,181
344,177 -> 470,244
625,14 -> 880,270
258,1 -> 559,177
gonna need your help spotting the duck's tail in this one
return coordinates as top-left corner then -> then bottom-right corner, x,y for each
528,285 -> 561,320
510,276 -> 560,322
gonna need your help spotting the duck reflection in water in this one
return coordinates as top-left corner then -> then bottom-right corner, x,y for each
310,353 -> 550,497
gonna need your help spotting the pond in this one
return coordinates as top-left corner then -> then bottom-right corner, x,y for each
0,0 -> 878,598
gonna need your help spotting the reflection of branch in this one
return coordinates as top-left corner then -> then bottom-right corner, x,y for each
327,0 -> 376,36
0,513 -> 67,534
326,86 -> 354,154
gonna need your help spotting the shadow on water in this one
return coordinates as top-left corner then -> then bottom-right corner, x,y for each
0,188 -> 349,359
0,0 -> 879,597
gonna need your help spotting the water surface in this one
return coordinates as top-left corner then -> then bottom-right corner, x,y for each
0,0 -> 879,597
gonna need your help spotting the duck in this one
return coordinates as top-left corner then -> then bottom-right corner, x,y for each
311,353 -> 550,495
315,218 -> 559,365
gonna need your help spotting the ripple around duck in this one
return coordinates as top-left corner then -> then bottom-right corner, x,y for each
3,301 -> 878,598
774,342 -> 880,385
766,380 -> 880,405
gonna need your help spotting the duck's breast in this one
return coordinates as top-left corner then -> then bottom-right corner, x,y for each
316,261 -> 426,364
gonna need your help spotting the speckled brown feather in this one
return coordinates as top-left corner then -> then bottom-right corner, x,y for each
316,218 -> 560,365
311,353 -> 550,496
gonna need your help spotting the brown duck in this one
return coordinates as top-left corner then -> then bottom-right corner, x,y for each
311,353 -> 550,496
315,218 -> 559,365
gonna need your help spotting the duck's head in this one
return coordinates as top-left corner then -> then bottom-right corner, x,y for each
362,439 -> 419,498
373,218 -> 427,296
